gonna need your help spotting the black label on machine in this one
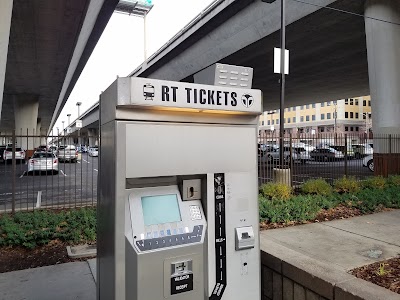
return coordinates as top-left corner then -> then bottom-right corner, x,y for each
209,173 -> 227,300
171,273 -> 194,295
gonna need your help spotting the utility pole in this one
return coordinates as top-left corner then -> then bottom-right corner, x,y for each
279,0 -> 286,167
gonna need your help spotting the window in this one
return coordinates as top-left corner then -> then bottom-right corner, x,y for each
355,99 -> 359,105
350,127 -> 354,132
327,101 -> 331,106
368,100 -> 371,107
300,116 -> 304,122
345,126 -> 348,131
356,113 -> 359,119
261,121 -> 264,125
363,100 -> 366,106
321,113 -> 325,120
301,105 -> 304,110
276,119 -> 279,124
293,117 -> 296,122
312,115 -> 316,121
321,102 -> 325,107
356,127 -> 359,132
272,120 -> 274,125
350,112 -> 354,118
312,104 -> 316,108
350,99 -> 354,105
306,104 -> 310,109
306,115 -> 310,121
320,127 -> 325,133
363,114 -> 366,120
267,120 -> 270,125
287,118 -> 291,124
345,112 -> 349,118
345,99 -> 349,105
327,113 -> 331,119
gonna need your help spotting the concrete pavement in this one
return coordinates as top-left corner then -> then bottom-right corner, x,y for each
260,210 -> 400,300
0,211 -> 399,299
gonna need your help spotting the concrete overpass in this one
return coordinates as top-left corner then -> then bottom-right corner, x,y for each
126,0 -> 399,175
0,0 -> 120,153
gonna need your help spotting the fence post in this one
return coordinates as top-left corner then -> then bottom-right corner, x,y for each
12,130 -> 16,214
344,134 -> 348,177
289,133 -> 293,187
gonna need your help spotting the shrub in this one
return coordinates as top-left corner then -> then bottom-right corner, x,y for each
0,208 -> 96,249
362,176 -> 386,190
301,178 -> 333,196
387,175 -> 400,187
260,182 -> 292,201
333,176 -> 360,194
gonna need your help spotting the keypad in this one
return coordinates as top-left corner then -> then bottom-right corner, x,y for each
190,205 -> 202,220
135,225 -> 203,252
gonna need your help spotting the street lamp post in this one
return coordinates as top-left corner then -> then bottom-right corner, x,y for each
76,102 -> 82,118
67,114 -> 71,126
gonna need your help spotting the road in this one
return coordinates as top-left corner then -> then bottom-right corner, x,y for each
0,153 -> 98,212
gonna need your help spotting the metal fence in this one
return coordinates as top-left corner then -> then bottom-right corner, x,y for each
257,133 -> 394,186
0,130 -> 98,213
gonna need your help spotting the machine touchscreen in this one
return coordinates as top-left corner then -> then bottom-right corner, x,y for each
141,194 -> 182,226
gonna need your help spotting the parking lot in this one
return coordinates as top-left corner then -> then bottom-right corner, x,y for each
0,153 -> 98,212
259,157 -> 373,185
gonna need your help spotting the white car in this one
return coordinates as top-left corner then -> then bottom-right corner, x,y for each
28,152 -> 58,174
3,147 -> 26,163
57,145 -> 78,162
363,155 -> 374,172
88,147 -> 99,157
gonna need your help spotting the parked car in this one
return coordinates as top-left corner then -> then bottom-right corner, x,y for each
329,145 -> 355,159
57,145 -> 78,162
48,145 -> 58,154
362,155 -> 374,172
77,145 -> 87,153
352,144 -> 373,159
264,146 -> 309,164
310,147 -> 344,161
0,146 -> 6,162
3,147 -> 26,163
36,145 -> 48,152
28,152 -> 58,174
88,146 -> 99,157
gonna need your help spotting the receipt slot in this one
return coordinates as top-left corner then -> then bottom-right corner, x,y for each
97,76 -> 262,300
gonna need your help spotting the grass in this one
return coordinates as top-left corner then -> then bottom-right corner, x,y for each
0,207 -> 96,249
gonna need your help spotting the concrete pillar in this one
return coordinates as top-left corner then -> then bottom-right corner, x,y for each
0,0 -> 13,115
365,0 -> 400,176
13,95 -> 39,154
88,128 -> 97,146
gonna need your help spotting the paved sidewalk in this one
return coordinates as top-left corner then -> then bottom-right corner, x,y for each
260,210 -> 400,300
0,261 -> 95,300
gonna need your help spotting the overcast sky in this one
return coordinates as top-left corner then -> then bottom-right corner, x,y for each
53,0 -> 214,132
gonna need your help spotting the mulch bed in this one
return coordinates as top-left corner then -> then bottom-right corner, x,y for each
0,240 -> 94,274
351,257 -> 400,294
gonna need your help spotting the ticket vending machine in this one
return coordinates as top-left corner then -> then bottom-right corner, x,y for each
97,76 -> 262,300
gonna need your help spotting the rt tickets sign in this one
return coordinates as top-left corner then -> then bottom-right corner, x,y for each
130,78 -> 262,114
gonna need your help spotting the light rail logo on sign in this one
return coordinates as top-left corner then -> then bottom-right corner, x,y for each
130,78 -> 262,114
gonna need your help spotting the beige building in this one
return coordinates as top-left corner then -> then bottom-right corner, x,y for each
259,96 -> 372,137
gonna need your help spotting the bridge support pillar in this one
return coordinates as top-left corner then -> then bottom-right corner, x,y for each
365,0 -> 400,176
13,95 -> 39,156
88,129 -> 97,146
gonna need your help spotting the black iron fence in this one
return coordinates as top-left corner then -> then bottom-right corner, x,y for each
257,133 -> 397,186
0,130 -> 98,213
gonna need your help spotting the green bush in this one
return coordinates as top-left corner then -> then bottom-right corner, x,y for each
301,178 -> 333,196
0,208 -> 96,249
333,176 -> 360,194
362,176 -> 386,190
260,182 -> 292,201
387,175 -> 400,187
352,186 -> 400,213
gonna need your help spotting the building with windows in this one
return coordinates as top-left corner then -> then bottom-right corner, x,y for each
259,96 -> 372,137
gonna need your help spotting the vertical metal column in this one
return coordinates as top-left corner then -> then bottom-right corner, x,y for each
279,0 -> 286,166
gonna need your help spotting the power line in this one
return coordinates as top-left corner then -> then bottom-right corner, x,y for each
290,0 -> 400,26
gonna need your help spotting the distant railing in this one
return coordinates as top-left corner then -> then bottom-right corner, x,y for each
0,129 -> 98,213
257,132 -> 394,186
